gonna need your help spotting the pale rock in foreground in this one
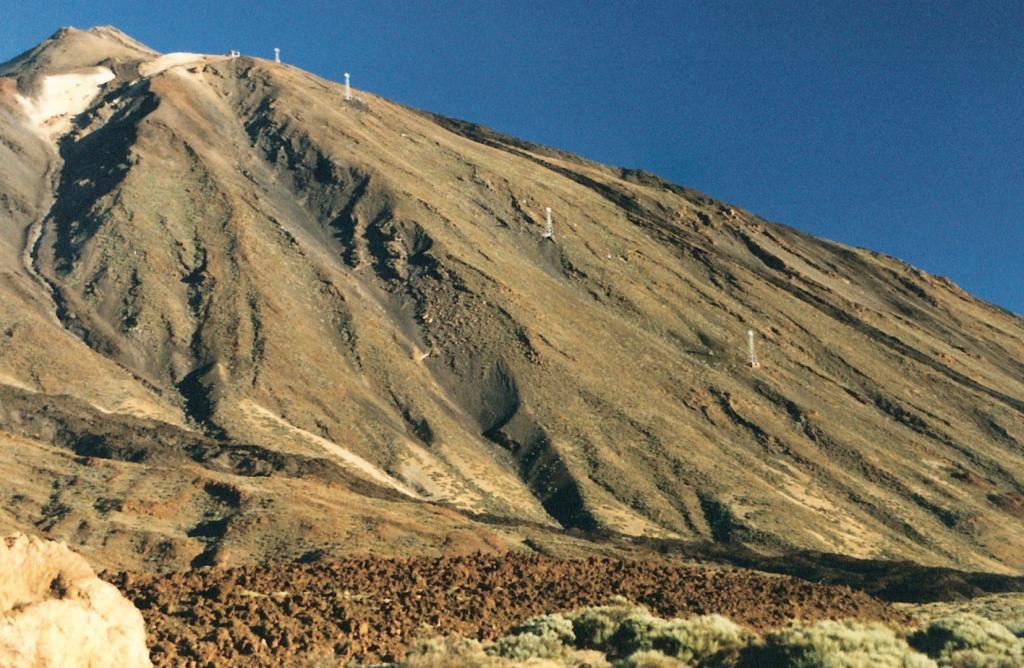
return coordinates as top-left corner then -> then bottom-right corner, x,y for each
0,533 -> 151,668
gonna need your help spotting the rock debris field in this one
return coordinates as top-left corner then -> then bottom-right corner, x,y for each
107,554 -> 909,666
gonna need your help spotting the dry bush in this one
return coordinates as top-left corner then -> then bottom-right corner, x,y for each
608,612 -> 751,665
506,613 -> 577,645
737,620 -> 936,668
900,595 -> 1024,641
613,649 -> 688,667
570,598 -> 642,649
907,613 -> 1024,668
394,601 -> 1024,668
488,629 -> 572,662
398,635 -> 500,668
444,598 -> 749,667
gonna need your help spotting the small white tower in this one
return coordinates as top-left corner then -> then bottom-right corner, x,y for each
344,73 -> 352,100
273,48 -> 281,63
543,207 -> 554,239
747,329 -> 761,369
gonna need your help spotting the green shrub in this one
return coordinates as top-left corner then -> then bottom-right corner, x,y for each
395,602 -> 1024,668
485,610 -> 576,661
591,611 -> 748,665
613,649 -> 688,667
609,614 -> 665,656
399,635 -> 500,667
564,597 -> 649,649
508,612 -> 577,645
487,628 -> 570,661
1004,623 -> 1024,640
572,606 -> 633,650
738,620 -> 936,668
647,615 -> 751,666
907,614 -> 1024,667
900,593 -> 1024,639
569,598 -> 638,651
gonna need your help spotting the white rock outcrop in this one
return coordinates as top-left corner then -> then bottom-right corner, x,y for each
14,67 -> 115,140
0,533 -> 151,667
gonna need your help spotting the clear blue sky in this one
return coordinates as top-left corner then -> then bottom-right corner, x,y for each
3,1 -> 1022,314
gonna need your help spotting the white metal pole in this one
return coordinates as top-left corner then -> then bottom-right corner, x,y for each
344,73 -> 351,100
747,329 -> 760,368
274,48 -> 280,63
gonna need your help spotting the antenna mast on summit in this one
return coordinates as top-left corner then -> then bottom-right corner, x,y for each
273,48 -> 281,63
747,329 -> 760,369
344,73 -> 352,100
543,207 -> 554,239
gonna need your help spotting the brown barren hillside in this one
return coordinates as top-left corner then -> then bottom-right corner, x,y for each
1,27 -> 1023,574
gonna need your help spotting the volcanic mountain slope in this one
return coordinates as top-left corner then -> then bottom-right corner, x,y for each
0,26 -> 1022,574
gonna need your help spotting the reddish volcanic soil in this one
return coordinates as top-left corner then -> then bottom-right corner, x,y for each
108,554 -> 909,666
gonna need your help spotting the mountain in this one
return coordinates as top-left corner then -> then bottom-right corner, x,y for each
1,26 -> 1022,574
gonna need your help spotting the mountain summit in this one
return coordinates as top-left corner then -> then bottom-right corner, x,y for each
1,27 -> 1022,573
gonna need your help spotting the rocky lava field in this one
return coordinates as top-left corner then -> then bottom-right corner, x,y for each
108,555 -> 908,666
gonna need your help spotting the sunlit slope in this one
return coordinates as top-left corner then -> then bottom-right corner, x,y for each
1,27 -> 1022,572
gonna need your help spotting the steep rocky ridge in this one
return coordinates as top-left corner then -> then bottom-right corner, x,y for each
0,27 -> 1022,573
